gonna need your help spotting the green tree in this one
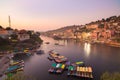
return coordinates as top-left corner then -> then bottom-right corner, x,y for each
0,37 -> 10,45
10,34 -> 18,40
6,27 -> 13,30
101,72 -> 120,80
98,24 -> 104,28
5,72 -> 36,80
0,25 -> 3,29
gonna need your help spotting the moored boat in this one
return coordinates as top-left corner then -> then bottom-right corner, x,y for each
36,50 -> 44,54
48,63 -> 66,74
45,42 -> 50,44
9,60 -> 24,66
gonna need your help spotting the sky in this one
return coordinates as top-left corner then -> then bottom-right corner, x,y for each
0,0 -> 120,31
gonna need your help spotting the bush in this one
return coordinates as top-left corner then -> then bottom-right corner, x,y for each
5,72 -> 36,80
0,37 -> 10,45
101,72 -> 120,80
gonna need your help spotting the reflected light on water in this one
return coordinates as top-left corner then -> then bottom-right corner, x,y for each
84,43 -> 91,57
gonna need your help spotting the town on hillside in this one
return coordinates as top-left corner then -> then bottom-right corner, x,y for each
43,15 -> 120,47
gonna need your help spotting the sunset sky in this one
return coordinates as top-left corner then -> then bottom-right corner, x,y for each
0,0 -> 120,31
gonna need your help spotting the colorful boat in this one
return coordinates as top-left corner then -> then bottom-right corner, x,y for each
72,61 -> 84,66
5,67 -> 24,74
45,42 -> 50,44
48,63 -> 66,73
36,50 -> 44,54
8,64 -> 24,71
67,66 -> 76,76
47,56 -> 54,61
75,67 -> 93,78
9,60 -> 24,66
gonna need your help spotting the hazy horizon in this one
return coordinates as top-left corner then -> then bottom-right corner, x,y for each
0,0 -> 120,31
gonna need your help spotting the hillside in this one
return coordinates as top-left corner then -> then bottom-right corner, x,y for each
43,15 -> 120,37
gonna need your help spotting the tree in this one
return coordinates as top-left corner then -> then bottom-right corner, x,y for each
0,37 -> 10,45
98,24 -> 104,28
5,72 -> 36,80
6,27 -> 13,30
101,72 -> 120,80
0,25 -> 3,29
10,34 -> 18,40
102,18 -> 105,22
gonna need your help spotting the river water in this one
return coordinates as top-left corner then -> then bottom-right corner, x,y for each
21,36 -> 120,80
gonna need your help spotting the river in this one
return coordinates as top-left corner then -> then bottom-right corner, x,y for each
17,36 -> 120,80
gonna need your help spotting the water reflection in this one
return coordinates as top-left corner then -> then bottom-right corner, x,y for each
84,43 -> 91,57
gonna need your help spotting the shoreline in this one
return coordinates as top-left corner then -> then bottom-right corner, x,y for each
105,42 -> 120,48
49,36 -> 120,48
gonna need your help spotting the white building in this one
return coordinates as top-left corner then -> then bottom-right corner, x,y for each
18,30 -> 30,41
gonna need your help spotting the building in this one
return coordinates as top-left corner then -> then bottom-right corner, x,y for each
18,30 -> 30,41
7,30 -> 14,35
86,24 -> 98,29
0,29 -> 9,39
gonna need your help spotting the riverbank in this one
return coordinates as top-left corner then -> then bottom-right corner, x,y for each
105,41 -> 120,47
0,54 -> 11,77
51,36 -> 120,48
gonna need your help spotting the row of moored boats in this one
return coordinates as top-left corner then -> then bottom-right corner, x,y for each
5,60 -> 24,75
48,50 -> 93,79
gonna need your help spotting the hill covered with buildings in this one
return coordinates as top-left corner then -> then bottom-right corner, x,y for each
43,15 -> 120,44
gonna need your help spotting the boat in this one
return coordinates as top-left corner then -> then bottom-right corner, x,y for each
6,65 -> 23,73
5,67 -> 24,74
54,43 -> 59,45
47,56 -> 54,61
54,57 -> 68,63
75,67 -> 93,78
49,50 -> 59,56
72,61 -> 84,67
45,42 -> 50,44
48,63 -> 66,74
36,50 -> 44,54
9,60 -> 24,66
10,62 -> 24,67
56,69 -> 62,73
48,67 -> 54,73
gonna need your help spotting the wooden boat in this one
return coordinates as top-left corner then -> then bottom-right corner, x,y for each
5,65 -> 24,74
88,67 -> 92,73
56,69 -> 62,73
61,64 -> 65,69
10,63 -> 24,67
36,50 -> 44,54
67,66 -> 76,76
54,56 -> 68,63
75,67 -> 93,78
48,63 -> 66,74
72,61 -> 84,67
9,60 -> 24,66
5,67 -> 24,74
54,43 -> 59,45
47,57 -> 54,61
48,68 -> 54,73
45,42 -> 50,44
